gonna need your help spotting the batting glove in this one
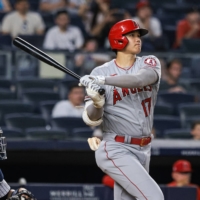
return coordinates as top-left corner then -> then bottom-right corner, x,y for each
86,82 -> 105,108
89,75 -> 105,85
80,75 -> 105,87
79,75 -> 93,87
88,137 -> 101,151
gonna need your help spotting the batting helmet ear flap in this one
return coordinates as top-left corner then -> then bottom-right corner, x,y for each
109,35 -> 129,50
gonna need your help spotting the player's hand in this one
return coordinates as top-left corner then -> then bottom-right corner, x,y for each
79,75 -> 93,87
88,137 -> 101,151
89,75 -> 105,85
86,82 -> 105,108
79,75 -> 105,87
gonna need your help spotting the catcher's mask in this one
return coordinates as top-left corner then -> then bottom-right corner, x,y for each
0,128 -> 7,160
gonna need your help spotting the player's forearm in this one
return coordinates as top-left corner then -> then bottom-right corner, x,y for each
105,68 -> 158,88
86,104 -> 103,121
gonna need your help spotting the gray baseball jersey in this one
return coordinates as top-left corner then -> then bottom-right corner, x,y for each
87,55 -> 164,200
89,55 -> 161,138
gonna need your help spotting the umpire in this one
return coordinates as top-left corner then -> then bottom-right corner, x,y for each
0,129 -> 35,200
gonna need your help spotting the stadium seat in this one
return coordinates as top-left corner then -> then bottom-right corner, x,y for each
41,13 -> 54,31
70,14 -> 87,37
158,92 -> 196,114
17,78 -> 56,98
158,92 -> 195,114
29,0 -> 40,11
0,101 -> 34,126
179,68 -> 191,79
18,35 -> 45,49
26,128 -> 68,140
185,117 -> 200,129
154,103 -> 173,116
163,129 -> 192,139
189,79 -> 200,93
22,89 -> 60,110
162,25 -> 176,49
191,58 -> 200,78
181,39 -> 200,52
0,89 -> 15,100
0,54 -> 11,77
57,80 -> 79,99
5,114 -> 46,133
1,127 -> 25,138
179,103 -> 200,127
71,127 -> 94,140
40,101 -> 57,124
0,35 -> 12,47
51,117 -> 89,135
0,78 -> 12,90
153,115 -> 181,136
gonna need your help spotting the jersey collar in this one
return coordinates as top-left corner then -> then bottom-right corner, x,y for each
114,58 -> 137,71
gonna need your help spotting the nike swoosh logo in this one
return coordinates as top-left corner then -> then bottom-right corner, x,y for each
110,73 -> 117,76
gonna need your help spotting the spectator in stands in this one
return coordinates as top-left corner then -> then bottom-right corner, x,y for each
89,0 -> 110,35
90,8 -> 131,48
132,0 -> 162,38
39,0 -> 67,13
52,84 -> 84,118
0,0 -> 12,12
159,58 -> 186,93
74,37 -> 111,75
67,0 -> 88,17
167,160 -> 200,200
1,0 -> 45,38
190,121 -> 200,140
174,9 -> 200,48
43,10 -> 84,51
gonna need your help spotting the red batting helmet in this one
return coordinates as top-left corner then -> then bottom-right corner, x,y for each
108,19 -> 148,50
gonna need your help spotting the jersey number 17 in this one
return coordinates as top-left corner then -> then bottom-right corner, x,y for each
141,97 -> 151,117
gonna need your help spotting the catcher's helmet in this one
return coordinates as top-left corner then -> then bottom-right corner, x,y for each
108,19 -> 148,50
0,129 -> 7,160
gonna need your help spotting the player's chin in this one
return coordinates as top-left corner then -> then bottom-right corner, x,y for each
132,47 -> 141,55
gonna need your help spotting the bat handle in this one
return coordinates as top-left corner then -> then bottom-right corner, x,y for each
98,88 -> 105,95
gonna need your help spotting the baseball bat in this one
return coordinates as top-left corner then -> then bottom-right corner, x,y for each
13,37 -> 105,95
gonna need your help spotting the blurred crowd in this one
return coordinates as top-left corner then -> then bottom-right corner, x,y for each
0,0 -> 199,51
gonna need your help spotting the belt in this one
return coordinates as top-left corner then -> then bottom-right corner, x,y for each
115,135 -> 151,147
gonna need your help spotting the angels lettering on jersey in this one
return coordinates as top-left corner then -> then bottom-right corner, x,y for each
113,85 -> 152,105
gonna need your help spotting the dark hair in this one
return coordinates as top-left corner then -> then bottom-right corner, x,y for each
186,8 -> 199,15
15,0 -> 28,4
55,9 -> 69,19
166,58 -> 182,70
191,121 -> 200,130
68,82 -> 84,93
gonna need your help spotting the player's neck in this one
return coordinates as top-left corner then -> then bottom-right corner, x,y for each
115,53 -> 136,69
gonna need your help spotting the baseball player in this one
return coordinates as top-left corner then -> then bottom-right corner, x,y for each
0,129 -> 35,200
80,19 -> 164,200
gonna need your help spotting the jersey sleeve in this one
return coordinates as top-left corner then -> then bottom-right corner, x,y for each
140,55 -> 161,86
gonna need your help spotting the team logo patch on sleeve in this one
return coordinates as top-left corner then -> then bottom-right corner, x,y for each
144,58 -> 157,67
